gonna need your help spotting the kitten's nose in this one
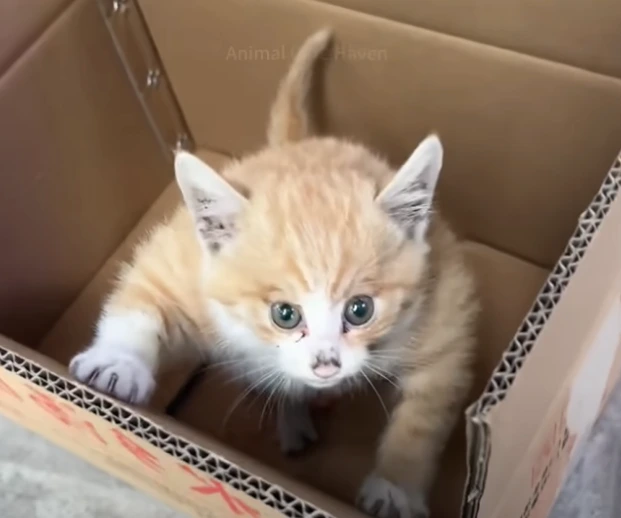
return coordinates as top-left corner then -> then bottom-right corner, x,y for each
311,351 -> 341,379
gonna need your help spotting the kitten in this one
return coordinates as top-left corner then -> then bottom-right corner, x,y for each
69,28 -> 479,518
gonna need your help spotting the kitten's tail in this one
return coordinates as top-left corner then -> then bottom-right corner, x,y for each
267,28 -> 333,146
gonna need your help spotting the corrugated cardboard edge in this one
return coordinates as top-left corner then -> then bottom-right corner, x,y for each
462,149 -> 621,517
0,337 -> 339,518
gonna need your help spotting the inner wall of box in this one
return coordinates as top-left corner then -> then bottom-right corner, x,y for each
2,0 -> 621,516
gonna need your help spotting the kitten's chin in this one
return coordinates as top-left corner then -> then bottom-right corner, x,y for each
296,374 -> 353,392
304,379 -> 341,390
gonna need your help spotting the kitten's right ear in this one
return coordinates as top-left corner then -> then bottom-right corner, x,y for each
376,134 -> 443,243
174,151 -> 247,254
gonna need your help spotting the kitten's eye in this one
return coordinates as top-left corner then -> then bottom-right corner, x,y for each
343,295 -> 375,326
270,302 -> 302,330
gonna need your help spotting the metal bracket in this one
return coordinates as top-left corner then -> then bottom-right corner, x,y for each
145,68 -> 161,89
97,0 -> 195,161
111,0 -> 128,14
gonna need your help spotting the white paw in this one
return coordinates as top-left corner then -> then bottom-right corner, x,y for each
277,404 -> 318,455
69,346 -> 155,405
357,474 -> 428,518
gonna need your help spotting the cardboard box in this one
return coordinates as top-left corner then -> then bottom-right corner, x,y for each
1,0 -> 621,517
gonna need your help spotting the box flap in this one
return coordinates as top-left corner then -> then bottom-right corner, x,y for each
464,151 -> 621,517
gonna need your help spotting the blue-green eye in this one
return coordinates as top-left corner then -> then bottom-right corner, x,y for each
270,302 -> 302,330
343,295 -> 374,326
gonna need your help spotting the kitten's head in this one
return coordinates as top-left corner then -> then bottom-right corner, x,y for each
175,136 -> 443,391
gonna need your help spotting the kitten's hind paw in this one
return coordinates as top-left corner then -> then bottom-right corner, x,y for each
69,346 -> 155,405
356,474 -> 429,518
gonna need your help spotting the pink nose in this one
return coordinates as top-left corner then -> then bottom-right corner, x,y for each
312,363 -> 341,379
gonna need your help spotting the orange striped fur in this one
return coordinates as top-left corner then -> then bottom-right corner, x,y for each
69,29 -> 479,518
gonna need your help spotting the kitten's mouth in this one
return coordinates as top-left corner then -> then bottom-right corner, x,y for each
304,375 -> 345,390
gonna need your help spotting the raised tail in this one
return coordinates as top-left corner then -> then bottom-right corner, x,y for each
266,28 -> 333,146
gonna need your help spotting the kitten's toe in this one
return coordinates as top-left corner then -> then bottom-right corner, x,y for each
356,474 -> 428,518
69,346 -> 155,405
277,405 -> 318,455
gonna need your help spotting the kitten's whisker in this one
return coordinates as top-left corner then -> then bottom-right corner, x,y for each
366,357 -> 402,365
368,352 -> 405,360
361,369 -> 390,422
221,370 -> 278,430
368,352 -> 402,359
202,356 -> 271,371
366,361 -> 400,377
259,375 -> 286,431
369,352 -> 435,370
275,386 -> 286,422
245,373 -> 282,424
273,377 -> 288,415
365,363 -> 401,390
272,379 -> 288,421
370,347 -> 405,356
223,365 -> 273,386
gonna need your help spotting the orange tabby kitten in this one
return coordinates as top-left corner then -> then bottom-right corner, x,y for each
69,29 -> 479,518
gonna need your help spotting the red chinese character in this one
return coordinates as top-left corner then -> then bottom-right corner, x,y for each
0,378 -> 22,401
112,429 -> 161,472
180,464 -> 260,518
80,421 -> 107,446
28,387 -> 74,426
25,387 -> 108,447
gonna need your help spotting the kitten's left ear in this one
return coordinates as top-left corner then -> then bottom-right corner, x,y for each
376,134 -> 443,242
175,151 -> 247,254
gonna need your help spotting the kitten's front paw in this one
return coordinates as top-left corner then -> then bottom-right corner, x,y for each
277,404 -> 318,455
69,346 -> 155,405
356,474 -> 428,518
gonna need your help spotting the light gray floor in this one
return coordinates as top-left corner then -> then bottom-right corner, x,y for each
1,386 -> 619,518
0,415 -> 182,518
549,376 -> 621,518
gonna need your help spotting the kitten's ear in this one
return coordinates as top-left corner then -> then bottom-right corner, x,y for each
376,134 -> 443,242
174,151 -> 247,254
